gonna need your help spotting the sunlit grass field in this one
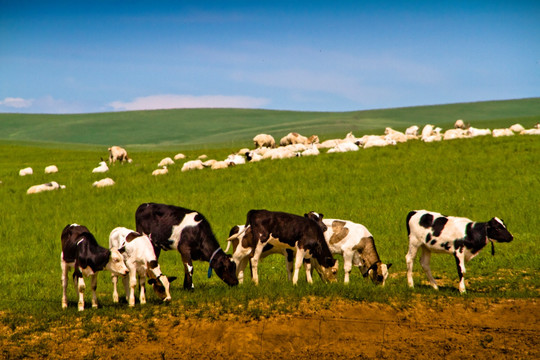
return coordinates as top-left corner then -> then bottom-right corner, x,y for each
0,130 -> 538,323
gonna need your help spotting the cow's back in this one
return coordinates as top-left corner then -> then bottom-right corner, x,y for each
61,224 -> 97,263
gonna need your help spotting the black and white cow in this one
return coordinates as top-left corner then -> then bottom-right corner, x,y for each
406,210 -> 513,293
135,203 -> 238,289
61,224 -> 129,311
227,210 -> 338,285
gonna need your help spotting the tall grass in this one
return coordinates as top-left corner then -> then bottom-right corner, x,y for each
0,133 -> 538,321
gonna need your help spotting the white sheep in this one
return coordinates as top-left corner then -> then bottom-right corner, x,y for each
92,178 -> 115,188
509,124 -> 525,133
152,166 -> 168,176
211,161 -> 229,170
44,165 -> 58,174
19,167 -> 33,176
27,181 -> 66,194
92,161 -> 109,173
492,128 -> 514,137
173,153 -> 186,160
158,157 -> 174,167
181,160 -> 204,172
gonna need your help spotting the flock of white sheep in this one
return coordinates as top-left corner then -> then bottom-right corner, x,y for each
15,120 -> 540,194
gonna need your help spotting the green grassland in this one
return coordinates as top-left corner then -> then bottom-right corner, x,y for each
1,97 -> 539,149
0,99 -> 539,325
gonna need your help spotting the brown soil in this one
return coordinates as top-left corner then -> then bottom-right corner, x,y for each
2,298 -> 538,359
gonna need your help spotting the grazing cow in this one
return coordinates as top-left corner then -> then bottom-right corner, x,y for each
135,203 -> 238,289
253,134 -> 276,148
27,181 -> 66,194
227,210 -> 337,285
61,224 -> 128,311
109,227 -> 175,306
322,218 -> 392,285
92,161 -> 109,173
108,146 -> 132,164
406,210 -> 513,293
158,157 -> 174,167
92,178 -> 115,187
44,165 -> 59,174
19,167 -> 33,176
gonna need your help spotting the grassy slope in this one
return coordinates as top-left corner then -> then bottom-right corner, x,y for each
0,98 -> 539,148
0,135 -> 538,319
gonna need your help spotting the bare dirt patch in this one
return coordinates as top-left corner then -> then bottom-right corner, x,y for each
2,298 -> 538,359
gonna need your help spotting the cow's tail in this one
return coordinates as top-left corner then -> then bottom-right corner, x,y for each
405,211 -> 417,237
226,225 -> 249,249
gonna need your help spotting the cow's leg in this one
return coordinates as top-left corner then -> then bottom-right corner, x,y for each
61,260 -> 69,309
180,251 -> 194,289
405,243 -> 420,288
112,274 -> 119,303
90,274 -> 98,308
285,249 -> 294,281
342,251 -> 354,284
122,274 -> 130,302
293,249 -> 306,285
139,274 -> 147,305
75,275 -> 85,311
236,256 -> 249,284
304,259 -> 313,284
250,241 -> 267,286
454,252 -> 467,294
420,248 -> 438,290
128,270 -> 137,307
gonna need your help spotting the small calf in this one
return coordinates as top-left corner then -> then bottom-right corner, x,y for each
61,224 -> 128,311
109,227 -> 175,306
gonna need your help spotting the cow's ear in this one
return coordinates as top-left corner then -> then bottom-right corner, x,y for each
303,213 -> 308,218
319,213 -> 324,219
387,263 -> 392,269
118,247 -> 126,254
168,276 -> 177,283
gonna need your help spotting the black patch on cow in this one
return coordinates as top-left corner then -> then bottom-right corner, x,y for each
464,222 -> 489,254
425,233 -> 432,243
454,255 -> 463,280
148,260 -> 158,269
430,240 -> 437,245
228,225 -> 240,237
432,217 -> 448,237
262,244 -> 274,253
419,213 -> 433,228
454,239 -> 465,251
440,242 -> 451,251
406,211 -> 417,236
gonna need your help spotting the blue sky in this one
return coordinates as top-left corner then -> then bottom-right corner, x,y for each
1,1 -> 539,113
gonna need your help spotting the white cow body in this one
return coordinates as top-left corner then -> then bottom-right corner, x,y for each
109,227 -> 172,306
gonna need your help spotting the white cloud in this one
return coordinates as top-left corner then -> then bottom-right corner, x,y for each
109,94 -> 270,111
0,97 -> 34,108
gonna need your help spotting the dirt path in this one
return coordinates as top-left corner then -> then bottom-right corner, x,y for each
2,298 -> 538,359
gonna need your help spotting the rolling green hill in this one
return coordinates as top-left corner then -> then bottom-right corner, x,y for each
0,98 -> 539,149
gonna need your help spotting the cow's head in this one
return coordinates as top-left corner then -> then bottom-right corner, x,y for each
311,256 -> 338,283
305,212 -> 328,232
366,262 -> 392,286
107,248 -> 129,276
212,252 -> 239,286
487,218 -> 513,243
147,275 -> 176,302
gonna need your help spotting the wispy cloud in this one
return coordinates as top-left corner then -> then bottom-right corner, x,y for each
108,94 -> 270,111
0,97 -> 34,109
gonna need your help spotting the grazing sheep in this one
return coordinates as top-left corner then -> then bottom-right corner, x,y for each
152,166 -> 168,176
328,142 -> 360,153
92,161 -> 109,173
467,127 -> 491,137
92,178 -> 115,188
45,165 -> 59,174
173,153 -> 186,160
158,157 -> 174,167
454,119 -> 466,129
211,161 -> 229,170
520,128 -> 540,135
253,134 -> 276,148
108,146 -> 132,164
27,181 -> 66,194
405,125 -> 419,137
492,128 -> 514,137
19,167 -> 33,176
509,124 -> 525,133
181,160 -> 204,172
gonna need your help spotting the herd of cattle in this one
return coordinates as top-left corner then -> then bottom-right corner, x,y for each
16,120 -> 540,194
61,202 -> 514,311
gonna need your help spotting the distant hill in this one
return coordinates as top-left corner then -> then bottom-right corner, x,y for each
0,98 -> 539,149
